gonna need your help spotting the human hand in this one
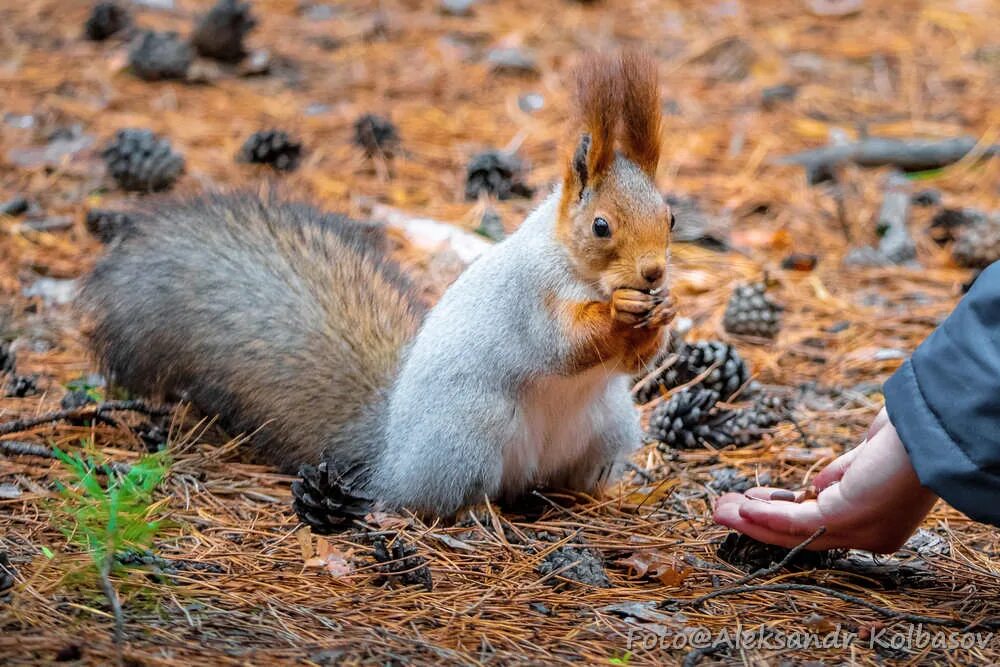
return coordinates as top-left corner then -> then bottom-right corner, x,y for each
713,408 -> 938,553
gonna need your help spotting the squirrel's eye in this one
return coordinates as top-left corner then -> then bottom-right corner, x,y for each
592,217 -> 611,238
668,211 -> 676,231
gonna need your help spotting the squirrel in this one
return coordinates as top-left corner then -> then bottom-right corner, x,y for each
79,51 -> 675,520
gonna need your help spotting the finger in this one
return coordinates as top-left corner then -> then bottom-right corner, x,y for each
614,297 -> 653,314
615,289 -> 650,301
714,495 -> 829,549
866,407 -> 890,440
737,496 -> 827,537
614,311 -> 644,325
812,444 -> 862,491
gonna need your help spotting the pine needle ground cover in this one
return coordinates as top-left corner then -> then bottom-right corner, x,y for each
1,0 -> 998,664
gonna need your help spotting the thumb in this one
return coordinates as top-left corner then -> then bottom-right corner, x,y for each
812,443 -> 862,491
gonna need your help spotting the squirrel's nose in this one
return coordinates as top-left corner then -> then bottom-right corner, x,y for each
640,261 -> 665,285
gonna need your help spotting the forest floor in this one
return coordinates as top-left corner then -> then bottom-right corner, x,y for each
1,0 -> 999,665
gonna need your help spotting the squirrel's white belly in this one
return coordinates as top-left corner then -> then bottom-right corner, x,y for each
501,364 -> 618,492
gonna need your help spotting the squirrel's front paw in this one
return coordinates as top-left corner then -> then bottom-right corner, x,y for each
638,293 -> 676,329
611,288 -> 657,325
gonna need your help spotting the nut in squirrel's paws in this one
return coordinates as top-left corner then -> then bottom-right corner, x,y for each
611,288 -> 659,325
637,292 -> 676,329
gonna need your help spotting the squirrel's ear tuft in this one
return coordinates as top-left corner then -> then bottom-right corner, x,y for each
572,53 -> 621,188
619,51 -> 662,178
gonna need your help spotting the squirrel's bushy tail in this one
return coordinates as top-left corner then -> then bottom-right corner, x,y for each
79,192 -> 426,473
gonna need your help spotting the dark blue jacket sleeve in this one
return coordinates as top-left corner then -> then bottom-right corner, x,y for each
884,261 -> 1000,527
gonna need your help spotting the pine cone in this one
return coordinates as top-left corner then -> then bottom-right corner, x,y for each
465,150 -> 534,201
372,536 -> 433,591
929,207 -> 986,245
129,31 -> 193,81
292,461 -> 374,535
723,281 -> 783,339
191,0 -> 257,63
648,388 -> 784,450
952,214 -> 1000,269
647,387 -> 726,449
85,209 -> 134,243
711,400 -> 785,447
634,340 -> 750,404
353,114 -> 400,158
238,130 -> 302,171
102,129 -> 185,192
84,2 -> 130,41
5,375 -> 38,398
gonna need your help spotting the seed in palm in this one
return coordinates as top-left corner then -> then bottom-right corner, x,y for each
101,129 -> 185,192
238,130 -> 303,171
723,281 -> 783,339
353,114 -> 401,158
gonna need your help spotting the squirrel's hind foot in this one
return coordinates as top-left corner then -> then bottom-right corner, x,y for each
292,461 -> 375,534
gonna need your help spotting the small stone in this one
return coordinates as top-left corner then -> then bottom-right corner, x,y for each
487,47 -> 538,75
517,92 -> 544,113
129,31 -> 194,81
238,49 -> 272,76
301,4 -> 335,21
0,197 -> 29,217
528,601 -> 551,615
761,83 -> 797,108
911,188 -> 941,207
22,278 -> 77,306
24,216 -> 74,233
440,0 -> 475,15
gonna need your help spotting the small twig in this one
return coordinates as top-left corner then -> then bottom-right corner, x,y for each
0,401 -> 173,437
98,552 -> 125,648
682,641 -> 729,667
630,353 -> 678,397
0,440 -> 54,458
686,582 -> 999,630
1,439 -> 132,475
786,412 -> 818,449
728,527 -> 826,588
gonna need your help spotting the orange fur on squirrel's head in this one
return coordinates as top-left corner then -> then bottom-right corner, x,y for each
558,51 -> 673,298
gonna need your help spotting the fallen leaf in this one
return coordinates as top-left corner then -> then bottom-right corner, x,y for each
429,533 -> 476,552
616,550 -> 693,587
305,538 -> 354,578
601,601 -> 674,624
